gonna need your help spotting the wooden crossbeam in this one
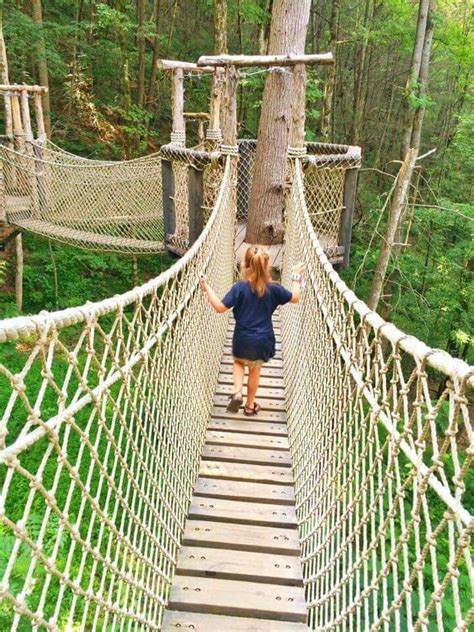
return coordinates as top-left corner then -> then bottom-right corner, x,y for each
197,53 -> 333,68
157,59 -> 214,73
0,84 -> 48,93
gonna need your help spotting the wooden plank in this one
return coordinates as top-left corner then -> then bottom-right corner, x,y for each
175,546 -> 302,585
183,520 -> 300,555
218,372 -> 284,389
223,344 -> 283,359
205,430 -> 289,451
194,478 -> 295,505
215,383 -> 286,401
211,406 -> 286,423
202,444 -> 292,467
220,355 -> 283,369
213,394 -> 286,412
167,576 -> 307,622
208,417 -> 287,436
199,461 -> 294,485
162,610 -> 308,632
219,364 -> 284,378
188,496 -> 297,528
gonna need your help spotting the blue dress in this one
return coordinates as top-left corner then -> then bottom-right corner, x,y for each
222,281 -> 292,362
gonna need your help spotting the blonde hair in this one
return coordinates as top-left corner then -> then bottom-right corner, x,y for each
241,245 -> 272,298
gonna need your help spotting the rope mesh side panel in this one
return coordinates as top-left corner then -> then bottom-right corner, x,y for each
1,144 -> 164,254
0,158 -> 234,630
281,159 -> 473,631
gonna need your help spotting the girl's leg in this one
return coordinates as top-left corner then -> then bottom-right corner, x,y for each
246,364 -> 262,409
233,360 -> 245,395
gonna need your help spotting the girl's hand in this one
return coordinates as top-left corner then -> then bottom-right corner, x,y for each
199,275 -> 208,291
291,262 -> 305,275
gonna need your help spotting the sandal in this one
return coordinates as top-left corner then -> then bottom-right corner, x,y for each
226,391 -> 243,413
243,403 -> 261,416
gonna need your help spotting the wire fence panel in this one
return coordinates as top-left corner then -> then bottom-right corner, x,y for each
0,158 -> 234,631
281,159 -> 473,631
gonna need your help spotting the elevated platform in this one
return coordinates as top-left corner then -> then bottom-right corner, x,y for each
162,313 -> 308,630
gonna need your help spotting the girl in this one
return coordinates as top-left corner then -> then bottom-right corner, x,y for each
200,245 -> 303,415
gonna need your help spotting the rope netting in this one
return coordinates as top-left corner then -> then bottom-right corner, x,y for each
0,157 -> 234,629
281,159 -> 473,631
236,140 -> 361,261
0,143 -> 165,254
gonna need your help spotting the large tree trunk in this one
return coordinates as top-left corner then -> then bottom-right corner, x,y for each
146,0 -> 162,110
136,0 -> 146,108
258,0 -> 273,55
214,0 -> 227,54
320,0 -> 340,141
350,0 -> 373,145
31,0 -> 51,137
400,0 -> 430,159
380,0 -> 435,321
245,0 -> 312,245
367,148 -> 418,312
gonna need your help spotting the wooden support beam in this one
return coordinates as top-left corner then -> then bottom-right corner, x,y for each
10,95 -> 24,152
171,68 -> 185,145
34,91 -> 46,140
184,112 -> 210,120
222,66 -> 238,147
207,67 -> 224,145
162,160 -> 176,248
338,168 -> 359,269
0,84 -> 48,93
188,166 -> 204,245
20,90 -> 34,144
197,53 -> 334,68
157,59 -> 214,72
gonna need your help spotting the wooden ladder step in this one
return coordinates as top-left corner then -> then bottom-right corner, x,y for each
162,611 -> 307,631
194,477 -> 295,505
199,461 -> 294,485
166,576 -> 307,622
182,520 -> 300,555
205,430 -> 289,450
175,546 -> 303,585
188,497 -> 297,528
208,417 -> 288,436
201,444 -> 292,467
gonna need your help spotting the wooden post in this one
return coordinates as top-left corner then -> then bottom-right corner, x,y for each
20,90 -> 34,147
289,63 -> 307,151
162,159 -> 176,249
11,94 -> 24,153
222,65 -> 238,148
206,67 -> 224,146
338,168 -> 359,269
171,68 -> 185,146
34,91 -> 46,142
187,166 -> 204,245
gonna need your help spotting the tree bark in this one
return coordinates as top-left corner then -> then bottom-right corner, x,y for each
350,0 -> 373,145
320,0 -> 340,141
400,0 -> 430,159
146,0 -> 162,109
258,0 -> 273,55
0,8 -> 12,140
136,0 -> 146,108
245,0 -> 312,245
367,148 -> 418,312
31,0 -> 51,137
214,0 -> 227,54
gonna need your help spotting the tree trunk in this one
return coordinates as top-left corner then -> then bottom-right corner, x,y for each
319,0 -> 339,141
258,0 -> 273,55
136,0 -> 146,108
214,0 -> 227,54
245,0 -> 312,245
146,0 -> 162,109
0,8 -> 12,139
31,0 -> 51,137
400,0 -> 430,159
350,0 -> 373,145
367,148 -> 418,312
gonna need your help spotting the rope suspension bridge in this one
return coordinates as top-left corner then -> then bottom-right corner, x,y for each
0,60 -> 472,631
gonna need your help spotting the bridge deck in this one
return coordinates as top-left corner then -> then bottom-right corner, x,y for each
162,314 -> 307,630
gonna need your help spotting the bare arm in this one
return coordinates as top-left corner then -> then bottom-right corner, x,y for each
200,277 -> 229,313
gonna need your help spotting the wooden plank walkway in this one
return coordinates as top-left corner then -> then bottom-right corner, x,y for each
235,222 -> 284,271
162,313 -> 307,631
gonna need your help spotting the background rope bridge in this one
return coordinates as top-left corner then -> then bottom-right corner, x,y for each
0,156 -> 472,630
